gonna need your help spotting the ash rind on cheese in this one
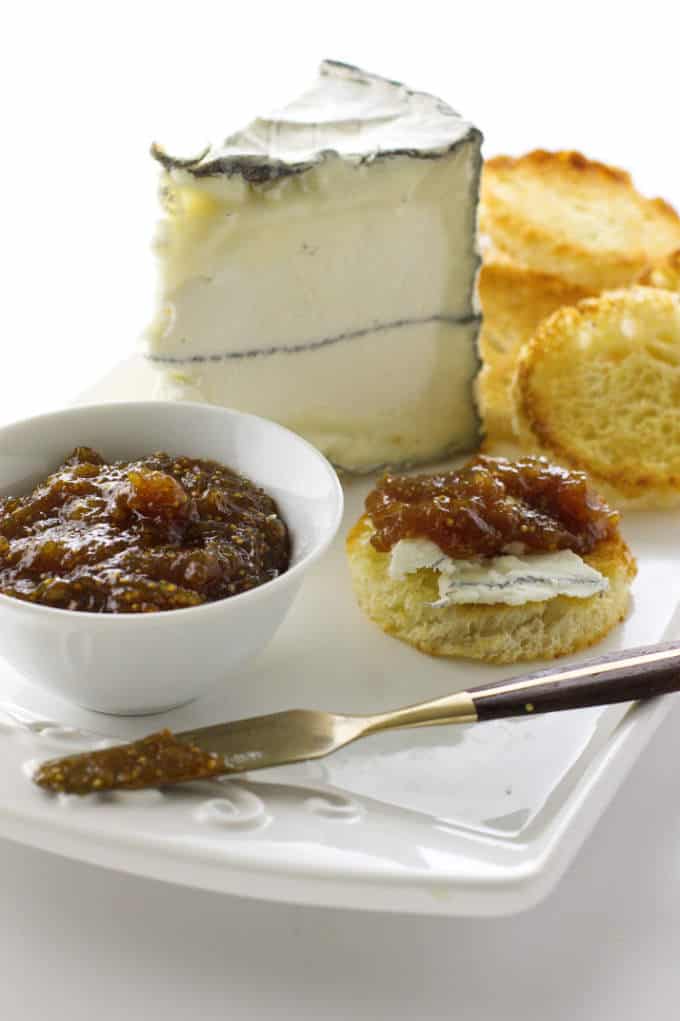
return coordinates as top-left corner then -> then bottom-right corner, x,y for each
151,143 -> 319,184
147,312 -> 482,366
151,59 -> 482,182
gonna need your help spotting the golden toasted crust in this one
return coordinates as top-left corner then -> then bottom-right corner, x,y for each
638,249 -> 680,290
480,150 -> 680,291
513,287 -> 680,506
478,255 -> 590,443
346,516 -> 635,664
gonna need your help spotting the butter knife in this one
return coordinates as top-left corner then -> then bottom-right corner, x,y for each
34,639 -> 680,796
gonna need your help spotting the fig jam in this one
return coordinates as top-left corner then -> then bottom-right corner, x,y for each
366,456 -> 619,559
0,447 -> 290,612
33,730 -> 223,794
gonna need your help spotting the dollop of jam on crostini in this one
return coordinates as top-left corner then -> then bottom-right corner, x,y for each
366,455 -> 619,559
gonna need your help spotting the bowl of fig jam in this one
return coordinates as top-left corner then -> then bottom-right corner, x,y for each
0,402 -> 343,714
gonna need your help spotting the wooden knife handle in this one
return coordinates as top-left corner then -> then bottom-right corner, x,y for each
467,640 -> 680,722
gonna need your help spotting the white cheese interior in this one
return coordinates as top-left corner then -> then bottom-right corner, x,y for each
147,61 -> 482,472
389,539 -> 608,607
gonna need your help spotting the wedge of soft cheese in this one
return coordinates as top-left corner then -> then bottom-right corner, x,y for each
146,59 -> 483,472
389,539 -> 608,607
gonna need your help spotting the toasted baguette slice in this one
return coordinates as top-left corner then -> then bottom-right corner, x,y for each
346,516 -> 635,664
481,151 -> 680,291
478,255 -> 589,443
513,287 -> 680,507
638,249 -> 680,290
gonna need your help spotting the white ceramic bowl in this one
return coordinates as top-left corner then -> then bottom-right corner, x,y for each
0,401 -> 343,715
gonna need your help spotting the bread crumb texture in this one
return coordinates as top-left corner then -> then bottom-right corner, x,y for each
513,287 -> 680,506
638,248 -> 680,290
480,150 -> 680,291
346,516 -> 635,664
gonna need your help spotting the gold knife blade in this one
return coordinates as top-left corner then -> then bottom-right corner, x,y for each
176,710 -> 367,771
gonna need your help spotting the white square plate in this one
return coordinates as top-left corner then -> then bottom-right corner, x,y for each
0,355 -> 676,916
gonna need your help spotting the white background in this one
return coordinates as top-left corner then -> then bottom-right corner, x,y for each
2,1 -> 680,1018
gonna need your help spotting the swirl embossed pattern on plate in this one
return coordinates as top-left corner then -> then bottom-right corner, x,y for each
2,707 -> 366,834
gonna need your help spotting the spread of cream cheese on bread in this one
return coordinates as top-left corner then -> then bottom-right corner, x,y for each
389,539 -> 608,607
